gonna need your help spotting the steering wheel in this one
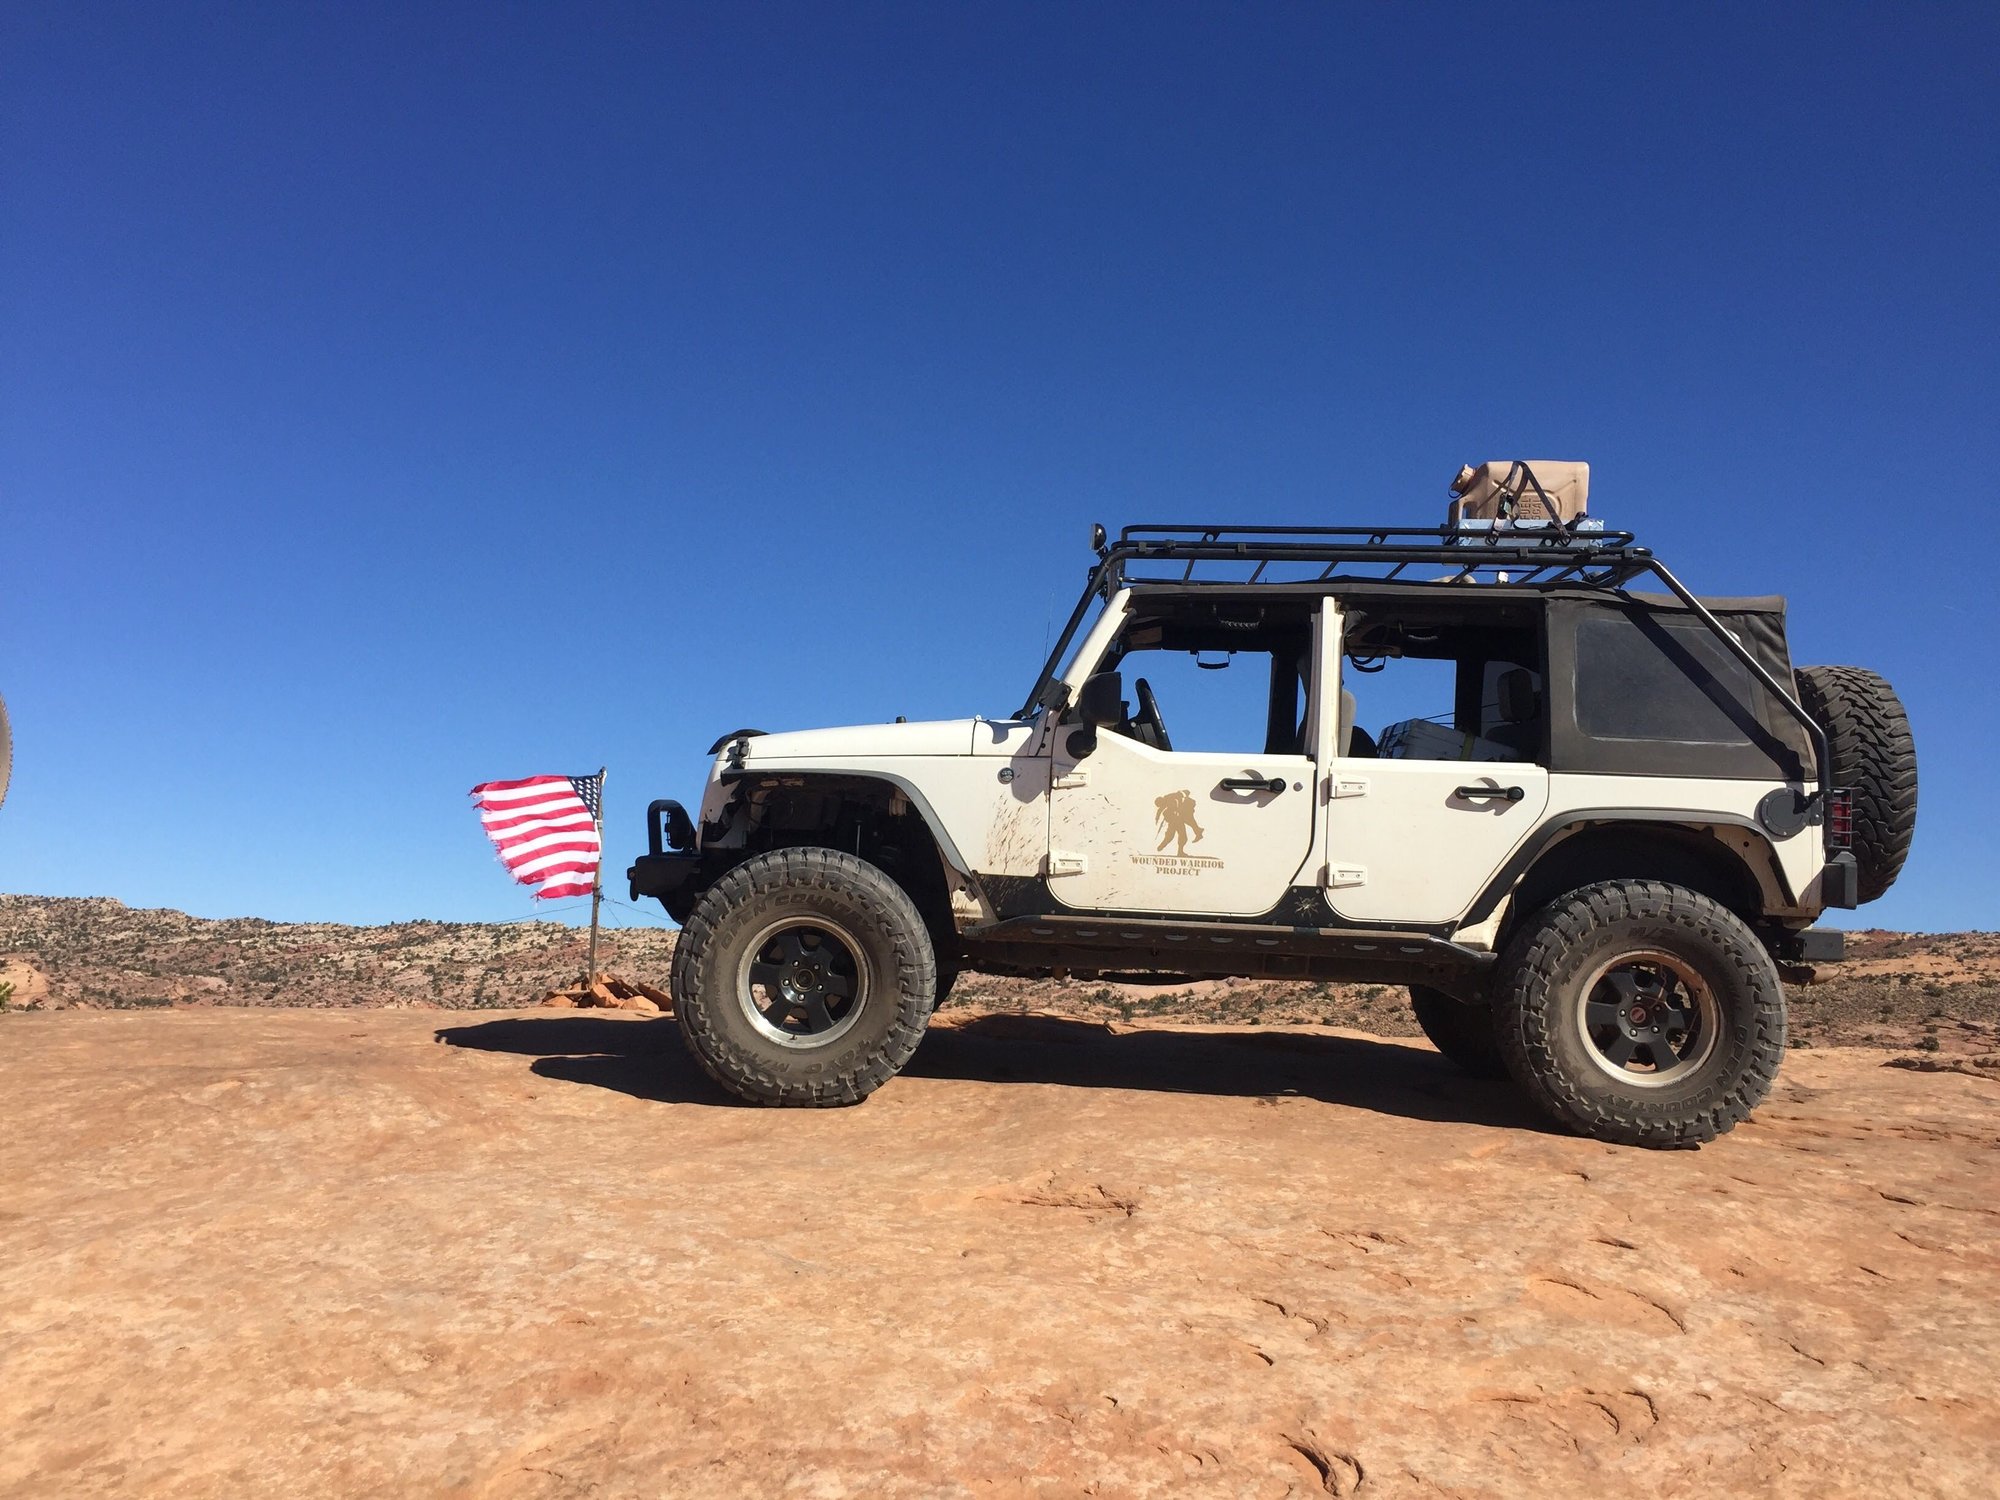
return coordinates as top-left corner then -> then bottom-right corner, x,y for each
1133,677 -> 1173,752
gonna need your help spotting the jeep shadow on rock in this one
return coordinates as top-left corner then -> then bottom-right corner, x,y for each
632,462 -> 1917,1148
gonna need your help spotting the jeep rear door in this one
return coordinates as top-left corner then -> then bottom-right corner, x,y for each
1320,595 -> 1550,924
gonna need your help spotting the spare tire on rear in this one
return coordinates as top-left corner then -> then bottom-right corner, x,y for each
1795,665 -> 1916,903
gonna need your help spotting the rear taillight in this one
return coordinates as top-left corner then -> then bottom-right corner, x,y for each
1826,788 -> 1854,849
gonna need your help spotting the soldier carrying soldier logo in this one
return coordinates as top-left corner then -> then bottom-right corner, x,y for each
1153,789 -> 1205,856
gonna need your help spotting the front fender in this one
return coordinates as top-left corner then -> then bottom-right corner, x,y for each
717,767 -> 981,884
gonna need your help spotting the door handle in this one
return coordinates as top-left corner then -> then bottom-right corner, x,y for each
1219,774 -> 1286,795
1456,784 -> 1525,802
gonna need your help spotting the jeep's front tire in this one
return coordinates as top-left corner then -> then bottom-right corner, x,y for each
1409,985 -> 1508,1079
671,847 -> 937,1106
1493,881 -> 1785,1148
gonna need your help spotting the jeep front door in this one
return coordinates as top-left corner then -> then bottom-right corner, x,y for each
1047,607 -> 1319,917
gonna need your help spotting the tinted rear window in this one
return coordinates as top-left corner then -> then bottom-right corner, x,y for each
1573,614 -> 1764,744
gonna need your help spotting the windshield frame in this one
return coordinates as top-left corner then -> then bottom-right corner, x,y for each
1017,562 -> 1112,718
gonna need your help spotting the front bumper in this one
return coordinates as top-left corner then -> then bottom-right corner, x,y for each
627,799 -> 704,921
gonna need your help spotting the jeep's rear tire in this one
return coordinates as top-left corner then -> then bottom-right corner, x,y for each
1492,880 -> 1785,1148
1409,986 -> 1508,1078
1794,664 -> 1916,903
671,847 -> 937,1106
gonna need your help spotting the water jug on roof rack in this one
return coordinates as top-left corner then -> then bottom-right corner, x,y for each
1448,460 -> 1590,527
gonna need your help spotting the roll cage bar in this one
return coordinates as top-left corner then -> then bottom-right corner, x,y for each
1018,522 -> 1834,833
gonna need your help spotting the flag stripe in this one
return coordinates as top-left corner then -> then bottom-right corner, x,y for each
516,864 -> 592,888
502,838 -> 602,868
477,788 -> 581,811
487,810 -> 596,839
512,846 -> 600,878
472,775 -> 572,795
475,781 -> 575,806
472,775 -> 570,795
493,825 -> 597,854
481,807 -> 593,832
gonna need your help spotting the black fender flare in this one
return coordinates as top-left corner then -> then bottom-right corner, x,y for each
718,767 -> 984,892
1463,808 -> 1798,930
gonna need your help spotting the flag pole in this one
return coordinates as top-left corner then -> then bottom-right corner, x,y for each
585,765 -> 606,986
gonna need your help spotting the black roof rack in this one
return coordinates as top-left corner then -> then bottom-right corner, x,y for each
1019,519 -> 1834,819
1105,521 -> 1648,592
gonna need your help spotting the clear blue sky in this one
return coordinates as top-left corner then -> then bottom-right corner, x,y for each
4,4 -> 1995,932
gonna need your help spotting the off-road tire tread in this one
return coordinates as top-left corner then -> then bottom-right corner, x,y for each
671,847 -> 936,1107
1408,985 -> 1509,1079
1493,880 -> 1785,1148
1794,664 -> 1917,904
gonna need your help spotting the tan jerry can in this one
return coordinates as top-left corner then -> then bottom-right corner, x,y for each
1449,460 -> 1590,525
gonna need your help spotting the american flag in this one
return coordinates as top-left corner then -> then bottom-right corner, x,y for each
470,773 -> 604,901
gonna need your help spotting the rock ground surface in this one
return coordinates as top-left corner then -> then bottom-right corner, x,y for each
3,1006 -> 1997,1498
6,897 -> 1997,1065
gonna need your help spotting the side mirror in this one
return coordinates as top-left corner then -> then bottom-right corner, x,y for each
1076,670 -> 1124,727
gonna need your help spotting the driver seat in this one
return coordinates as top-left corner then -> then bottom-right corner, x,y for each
1338,688 -> 1378,757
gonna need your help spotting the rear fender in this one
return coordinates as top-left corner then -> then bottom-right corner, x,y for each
1466,814 -> 1797,942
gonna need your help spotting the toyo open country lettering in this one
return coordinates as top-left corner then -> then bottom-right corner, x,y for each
632,464 -> 1917,1147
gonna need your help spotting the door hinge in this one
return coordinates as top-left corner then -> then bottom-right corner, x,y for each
1327,776 -> 1369,799
1319,864 -> 1367,888
1052,768 -> 1091,790
1046,850 -> 1087,877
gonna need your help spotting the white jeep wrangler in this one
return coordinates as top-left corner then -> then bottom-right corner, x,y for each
633,487 -> 1916,1148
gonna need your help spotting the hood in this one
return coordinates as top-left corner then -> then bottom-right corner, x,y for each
735,718 -> 980,760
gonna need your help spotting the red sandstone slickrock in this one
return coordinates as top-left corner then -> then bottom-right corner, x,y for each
2,1005 -> 1996,1497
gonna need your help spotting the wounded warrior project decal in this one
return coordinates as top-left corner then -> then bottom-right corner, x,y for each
1132,789 -> 1224,876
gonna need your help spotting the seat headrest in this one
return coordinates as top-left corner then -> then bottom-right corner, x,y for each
1497,669 -> 1539,724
